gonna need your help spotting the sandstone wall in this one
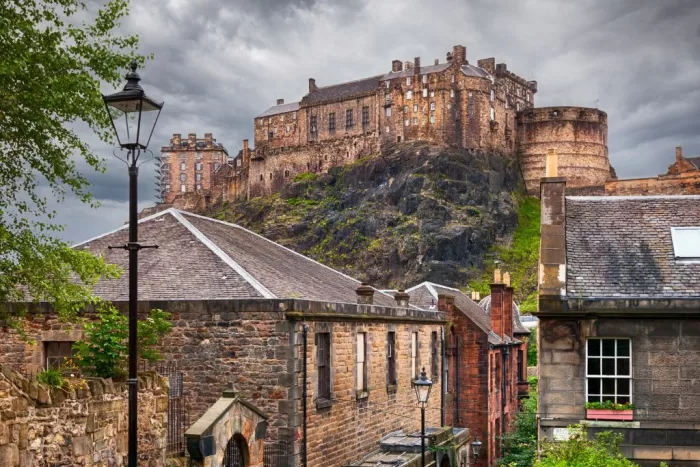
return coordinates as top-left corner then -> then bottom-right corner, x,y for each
0,365 -> 168,466
605,171 -> 700,195
517,107 -> 609,194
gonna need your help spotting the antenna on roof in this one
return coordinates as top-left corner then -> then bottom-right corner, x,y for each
594,99 -> 599,108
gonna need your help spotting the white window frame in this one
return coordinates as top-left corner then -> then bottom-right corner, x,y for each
406,77 -> 412,86
585,338 -> 632,404
430,115 -> 435,124
411,332 -> 418,381
356,332 -> 367,392
413,104 -> 418,112
386,107 -> 392,117
181,184 -> 186,192
430,91 -> 434,98
671,227 -> 700,260
450,89 -> 455,98
430,102 -> 436,111
422,89 -> 428,98
406,90 -> 413,100
422,74 -> 428,84
490,107 -> 495,121
404,119 -> 410,127
490,89 -> 495,102
181,162 -> 186,170
412,117 -> 417,125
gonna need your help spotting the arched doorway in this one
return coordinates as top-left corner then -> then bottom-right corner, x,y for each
223,433 -> 248,467
440,453 -> 451,467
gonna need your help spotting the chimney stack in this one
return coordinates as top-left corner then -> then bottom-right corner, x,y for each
477,58 -> 495,74
277,98 -> 285,105
204,133 -> 213,148
356,283 -> 374,305
538,173 -> 567,307
394,289 -> 410,308
676,146 -> 683,163
494,268 -> 502,284
242,139 -> 250,167
453,45 -> 467,65
503,272 -> 511,287
414,57 -> 421,75
546,148 -> 558,177
437,294 -> 455,314
309,78 -> 317,93
434,59 -> 439,65
405,61 -> 413,71
392,60 -> 403,72
503,281 -> 514,338
188,133 -> 196,144
489,279 -> 505,339
172,133 -> 181,145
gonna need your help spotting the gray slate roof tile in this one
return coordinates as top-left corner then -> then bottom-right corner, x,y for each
256,101 -> 301,119
565,196 -> 700,299
304,75 -> 383,105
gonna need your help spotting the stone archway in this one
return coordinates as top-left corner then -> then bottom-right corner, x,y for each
223,433 -> 249,467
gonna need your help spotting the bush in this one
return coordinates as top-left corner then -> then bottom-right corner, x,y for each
499,378 -> 538,466
527,327 -> 538,366
536,425 -> 638,467
292,172 -> 318,182
37,367 -> 64,388
74,305 -> 172,379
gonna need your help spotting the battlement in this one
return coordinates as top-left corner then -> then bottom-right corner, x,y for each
161,133 -> 228,153
494,62 -> 538,93
517,106 -> 607,125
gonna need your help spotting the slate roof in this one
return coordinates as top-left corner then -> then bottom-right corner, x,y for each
565,196 -> 700,299
461,63 -> 492,78
74,209 -> 398,305
256,101 -> 300,119
406,282 -> 504,344
381,62 -> 452,80
478,295 -> 530,334
304,75 -> 383,105
687,156 -> 700,170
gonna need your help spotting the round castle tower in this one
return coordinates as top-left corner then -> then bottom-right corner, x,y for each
516,107 -> 609,194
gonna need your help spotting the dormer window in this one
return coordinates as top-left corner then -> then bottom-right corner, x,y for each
671,227 -> 700,260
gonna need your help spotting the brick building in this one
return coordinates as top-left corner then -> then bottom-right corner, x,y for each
157,133 -> 230,203
2,209 -> 462,466
536,175 -> 700,466
406,280 -> 530,467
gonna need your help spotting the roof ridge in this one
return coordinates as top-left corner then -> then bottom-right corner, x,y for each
176,210 -> 397,301
170,210 -> 275,299
314,74 -> 383,90
72,208 -> 179,248
567,195 -> 700,201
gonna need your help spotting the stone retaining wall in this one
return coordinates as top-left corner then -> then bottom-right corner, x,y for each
0,364 -> 169,466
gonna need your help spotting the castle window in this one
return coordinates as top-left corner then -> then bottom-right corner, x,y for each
404,119 -> 410,127
362,106 -> 369,125
329,113 -> 335,131
403,105 -> 408,113
45,342 -> 74,369
505,97 -> 509,109
385,126 -> 390,133
293,112 -> 297,120
386,107 -> 392,117
430,116 -> 435,124
516,102 -> 521,111
490,90 -> 495,102
285,170 -> 289,177
286,124 -> 291,133
526,93 -> 530,103
430,102 -> 436,111
410,332 -> 418,381
196,184 -> 201,191
413,104 -> 418,112
346,109 -> 354,128
412,117 -> 418,125
386,80 -> 390,89
406,77 -> 412,86
268,131 -> 274,140
215,162 -> 220,170
269,173 -> 272,180
551,110 -> 559,117
422,74 -> 428,84
260,174 -> 263,181
387,331 -> 397,386
181,162 -> 186,170
490,107 -> 496,121
397,136 -> 401,142
310,116 -> 317,133
430,91 -> 434,98
281,114 -> 284,122
451,75 -> 455,83
165,184 -> 170,192
180,174 -> 186,182
268,118 -> 272,124
181,184 -> 186,192
422,89 -> 428,98
258,119 -> 262,126
196,173 -> 202,181
317,332 -> 331,401
356,332 -> 367,392
586,338 -> 632,404
196,162 -> 202,171
406,90 -> 413,100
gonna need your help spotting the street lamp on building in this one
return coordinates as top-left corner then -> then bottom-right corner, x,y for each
471,436 -> 482,465
414,367 -> 433,467
102,61 -> 163,467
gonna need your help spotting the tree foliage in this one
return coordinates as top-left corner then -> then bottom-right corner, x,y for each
527,327 -> 538,367
74,305 -> 172,379
536,425 -> 639,467
499,377 -> 538,467
0,0 -> 147,323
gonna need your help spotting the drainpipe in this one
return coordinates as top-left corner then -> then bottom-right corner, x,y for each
302,324 -> 308,467
441,327 -> 446,427
455,335 -> 460,424
501,346 -> 509,460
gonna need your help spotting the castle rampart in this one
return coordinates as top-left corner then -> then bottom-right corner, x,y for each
517,106 -> 609,194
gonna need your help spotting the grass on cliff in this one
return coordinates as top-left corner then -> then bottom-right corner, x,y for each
469,196 -> 540,313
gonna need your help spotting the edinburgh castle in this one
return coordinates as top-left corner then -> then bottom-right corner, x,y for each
157,44 -> 699,206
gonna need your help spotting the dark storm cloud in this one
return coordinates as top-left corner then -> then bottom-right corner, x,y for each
59,0 -> 700,243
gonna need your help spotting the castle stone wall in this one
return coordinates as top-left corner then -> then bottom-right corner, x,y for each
517,107 -> 609,194
605,171 -> 700,196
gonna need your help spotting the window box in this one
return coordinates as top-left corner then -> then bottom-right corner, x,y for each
586,409 -> 633,421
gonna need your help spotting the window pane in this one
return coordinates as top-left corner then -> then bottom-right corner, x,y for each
602,378 -> 615,394
617,378 -> 630,396
602,340 -> 615,356
617,395 -> 631,404
588,339 -> 600,356
602,395 -> 616,403
588,395 -> 601,403
588,358 -> 600,375
602,358 -> 615,375
617,359 -> 630,376
588,378 -> 601,395
617,339 -> 630,357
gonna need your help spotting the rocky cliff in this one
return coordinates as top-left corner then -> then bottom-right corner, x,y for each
203,141 -> 523,290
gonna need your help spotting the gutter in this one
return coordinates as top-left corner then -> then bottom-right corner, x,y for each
441,326 -> 446,427
302,324 -> 308,467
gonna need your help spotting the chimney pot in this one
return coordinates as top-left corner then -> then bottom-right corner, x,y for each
476,291 -> 480,301
503,272 -> 511,287
494,268 -> 502,284
546,148 -> 558,177
356,282 -> 374,305
277,98 -> 284,105
676,146 -> 683,162
394,289 -> 410,308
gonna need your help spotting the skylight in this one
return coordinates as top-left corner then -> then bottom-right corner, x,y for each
670,227 -> 700,259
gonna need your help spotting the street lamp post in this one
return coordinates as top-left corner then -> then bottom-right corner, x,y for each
471,436 -> 482,465
102,61 -> 163,466
414,367 -> 433,467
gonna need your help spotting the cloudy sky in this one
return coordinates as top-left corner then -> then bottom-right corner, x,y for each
59,0 -> 700,244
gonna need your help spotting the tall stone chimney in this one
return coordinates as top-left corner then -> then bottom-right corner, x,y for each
434,59 -> 439,65
204,133 -> 213,148
394,289 -> 410,308
392,60 -> 403,72
477,58 -> 495,74
171,133 -> 181,145
309,78 -> 317,93
277,98 -> 285,105
676,146 -> 683,163
539,175 -> 567,309
546,148 -> 558,177
356,283 -> 374,305
242,139 -> 250,167
490,269 -> 505,339
503,275 -> 514,339
453,45 -> 467,65
188,133 -> 196,144
414,57 -> 421,75
405,61 -> 413,71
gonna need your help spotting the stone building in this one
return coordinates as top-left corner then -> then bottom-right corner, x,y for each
605,146 -> 700,196
536,175 -> 700,466
158,133 -> 230,204
406,280 -> 530,467
1,209 -> 460,466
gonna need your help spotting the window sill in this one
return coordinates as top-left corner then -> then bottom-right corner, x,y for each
356,390 -> 369,400
386,384 -> 397,393
316,399 -> 332,410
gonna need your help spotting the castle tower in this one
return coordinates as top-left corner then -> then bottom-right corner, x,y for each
517,107 -> 609,194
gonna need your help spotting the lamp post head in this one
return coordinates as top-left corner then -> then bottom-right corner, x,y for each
413,367 -> 433,404
471,436 -> 482,461
102,61 -> 163,153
